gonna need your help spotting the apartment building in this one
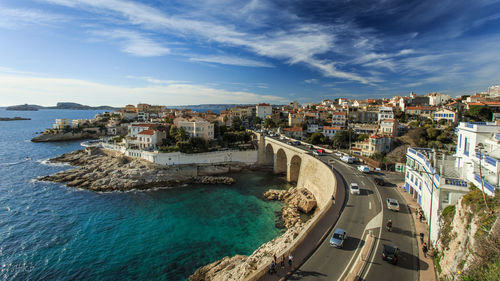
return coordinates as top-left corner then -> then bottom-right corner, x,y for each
256,103 -> 272,119
433,108 -> 458,123
350,135 -> 392,157
175,118 -> 215,140
378,106 -> 394,121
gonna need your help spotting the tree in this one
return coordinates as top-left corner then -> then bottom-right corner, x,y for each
357,134 -> 369,142
190,137 -> 209,152
426,127 -> 440,140
332,130 -> 353,149
263,118 -> 276,128
231,116 -> 243,131
466,106 -> 492,122
212,121 -> 221,138
254,116 -> 263,126
307,132 -> 327,144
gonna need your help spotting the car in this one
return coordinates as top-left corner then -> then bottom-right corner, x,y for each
286,141 -> 293,145
357,165 -> 370,173
329,228 -> 347,248
374,177 -> 385,186
280,136 -> 286,140
382,244 -> 399,264
349,183 -> 360,195
292,141 -> 301,146
334,152 -> 343,157
309,145 -> 314,150
313,149 -> 326,156
341,155 -> 354,163
386,198 -> 400,211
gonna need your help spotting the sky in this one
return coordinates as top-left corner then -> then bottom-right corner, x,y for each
1,0 -> 500,106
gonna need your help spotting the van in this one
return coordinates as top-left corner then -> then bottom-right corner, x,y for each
357,165 -> 370,173
341,155 -> 353,163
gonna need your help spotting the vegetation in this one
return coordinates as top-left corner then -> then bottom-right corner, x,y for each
306,132 -> 328,145
263,117 -> 277,128
465,106 -> 493,122
331,129 -> 355,149
439,205 -> 456,250
402,120 -> 456,149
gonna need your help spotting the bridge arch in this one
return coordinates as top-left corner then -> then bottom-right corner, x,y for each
275,148 -> 287,174
265,143 -> 274,165
289,154 -> 302,183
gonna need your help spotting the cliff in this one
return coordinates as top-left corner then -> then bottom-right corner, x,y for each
435,187 -> 499,280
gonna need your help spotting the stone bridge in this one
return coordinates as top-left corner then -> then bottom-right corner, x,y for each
257,135 -> 336,209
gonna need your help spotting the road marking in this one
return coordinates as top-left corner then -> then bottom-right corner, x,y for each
369,202 -> 372,210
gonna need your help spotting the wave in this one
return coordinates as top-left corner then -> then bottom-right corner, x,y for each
36,159 -> 70,167
0,160 -> 26,166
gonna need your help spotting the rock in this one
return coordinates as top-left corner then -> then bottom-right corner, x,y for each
283,188 -> 317,214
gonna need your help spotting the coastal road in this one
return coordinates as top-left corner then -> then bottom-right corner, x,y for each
288,154 -> 380,280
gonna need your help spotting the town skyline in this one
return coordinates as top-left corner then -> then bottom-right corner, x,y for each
1,0 -> 500,106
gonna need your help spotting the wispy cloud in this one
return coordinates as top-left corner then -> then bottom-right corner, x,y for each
189,55 -> 273,68
0,73 -> 288,106
0,5 -> 66,29
91,30 -> 169,56
304,79 -> 318,84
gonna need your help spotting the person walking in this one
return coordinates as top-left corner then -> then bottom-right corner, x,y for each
288,254 -> 293,269
422,242 -> 428,258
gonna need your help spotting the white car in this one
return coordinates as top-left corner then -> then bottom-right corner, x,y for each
387,198 -> 400,211
349,183 -> 360,195
357,165 -> 370,173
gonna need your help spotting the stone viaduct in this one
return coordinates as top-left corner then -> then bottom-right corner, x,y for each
256,134 -> 337,209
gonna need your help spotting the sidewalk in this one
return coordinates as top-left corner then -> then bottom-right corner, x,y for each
396,185 -> 438,281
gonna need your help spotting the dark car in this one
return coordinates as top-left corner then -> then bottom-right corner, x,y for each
293,141 -> 301,146
382,245 -> 399,264
374,177 -> 385,186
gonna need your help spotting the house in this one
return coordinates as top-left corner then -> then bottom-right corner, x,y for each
433,108 -> 458,123
282,127 -> 304,139
405,106 -> 436,118
322,126 -> 341,139
174,117 -> 214,140
426,92 -> 452,106
378,107 -> 394,121
331,112 -> 347,127
256,103 -> 272,119
288,112 -> 305,127
379,119 -> 398,137
307,124 -> 321,134
53,119 -> 71,129
136,129 -> 162,149
351,135 -> 392,157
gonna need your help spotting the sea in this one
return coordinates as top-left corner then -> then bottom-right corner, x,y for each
0,108 -> 287,281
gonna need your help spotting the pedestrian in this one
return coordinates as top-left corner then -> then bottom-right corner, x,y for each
273,254 -> 277,264
269,261 -> 276,274
419,233 -> 424,244
331,195 -> 335,204
422,242 -> 428,258
281,254 -> 285,268
419,212 -> 423,222
288,254 -> 293,269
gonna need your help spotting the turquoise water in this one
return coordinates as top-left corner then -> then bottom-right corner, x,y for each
0,108 -> 286,280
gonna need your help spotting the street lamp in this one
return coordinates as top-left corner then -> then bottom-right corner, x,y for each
475,143 -> 491,213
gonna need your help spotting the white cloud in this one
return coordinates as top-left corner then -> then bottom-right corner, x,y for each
91,30 -> 169,56
0,73 -> 288,106
189,55 -> 273,68
304,79 -> 318,84
42,0 -> 375,84
0,6 -> 66,29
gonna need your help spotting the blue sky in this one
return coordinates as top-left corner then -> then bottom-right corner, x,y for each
0,0 -> 499,106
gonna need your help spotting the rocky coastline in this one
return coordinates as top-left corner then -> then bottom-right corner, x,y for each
38,148 -> 236,191
0,117 -> 31,121
189,187 -> 317,281
31,132 -> 102,142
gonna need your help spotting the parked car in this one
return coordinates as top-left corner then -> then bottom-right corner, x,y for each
280,136 -> 287,140
382,244 -> 399,264
341,155 -> 354,163
386,198 -> 400,211
286,141 -> 293,145
329,228 -> 347,248
349,183 -> 360,195
293,141 -> 301,146
374,177 -> 385,186
334,152 -> 343,157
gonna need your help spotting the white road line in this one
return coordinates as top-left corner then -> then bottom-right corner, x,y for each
369,202 -> 372,210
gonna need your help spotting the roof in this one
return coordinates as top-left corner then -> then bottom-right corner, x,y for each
332,112 -> 347,115
323,126 -> 341,130
283,127 -> 303,132
138,129 -> 155,135
132,123 -> 156,127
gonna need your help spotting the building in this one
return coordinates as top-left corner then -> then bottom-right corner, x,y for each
487,85 -> 500,97
455,122 -> 500,197
433,108 -> 458,123
175,118 -> 215,140
53,119 -> 71,129
378,119 -> 398,137
136,129 -> 165,149
331,112 -> 347,127
282,127 -> 303,140
348,109 -> 378,123
378,107 -> 394,121
350,135 -> 392,157
404,147 -> 469,245
405,106 -> 436,118
306,124 -> 321,134
256,103 -> 272,119
322,126 -> 341,139
426,92 -> 452,106
288,112 -> 305,127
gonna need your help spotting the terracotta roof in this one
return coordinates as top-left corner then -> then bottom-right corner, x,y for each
381,119 -> 396,122
323,126 -> 341,130
132,123 -> 156,127
138,129 -> 155,135
332,112 -> 347,115
283,127 -> 303,132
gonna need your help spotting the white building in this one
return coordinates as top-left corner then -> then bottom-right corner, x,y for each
128,123 -> 157,138
175,118 -> 214,140
427,92 -> 452,106
433,108 -> 458,123
307,124 -> 321,134
488,85 -> 500,97
404,148 -> 469,245
53,119 -> 71,129
455,122 -> 500,197
136,129 -> 161,149
378,107 -> 394,122
256,103 -> 272,119
322,126 -> 341,139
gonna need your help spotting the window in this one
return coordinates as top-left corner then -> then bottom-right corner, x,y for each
442,192 -> 450,203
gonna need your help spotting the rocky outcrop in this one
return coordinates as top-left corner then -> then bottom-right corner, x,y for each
39,149 -> 236,191
31,132 -> 101,142
190,224 -> 305,281
265,187 -> 317,213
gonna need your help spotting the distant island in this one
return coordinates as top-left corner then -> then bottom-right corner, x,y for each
6,102 -> 119,111
0,117 -> 31,121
